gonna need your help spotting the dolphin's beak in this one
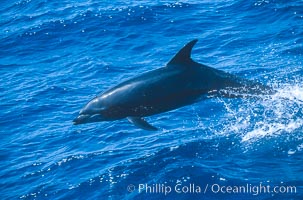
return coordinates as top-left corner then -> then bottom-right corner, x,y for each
73,114 -> 89,125
73,97 -> 107,125
73,113 -> 105,125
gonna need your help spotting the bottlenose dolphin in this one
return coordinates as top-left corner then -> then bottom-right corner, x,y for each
73,39 -> 273,130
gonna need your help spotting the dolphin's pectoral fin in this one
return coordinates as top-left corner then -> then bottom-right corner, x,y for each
127,117 -> 158,131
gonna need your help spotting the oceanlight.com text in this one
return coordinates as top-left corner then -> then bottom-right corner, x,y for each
127,183 -> 297,196
208,183 -> 297,196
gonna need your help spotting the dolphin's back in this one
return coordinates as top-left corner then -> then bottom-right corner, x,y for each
99,66 -> 203,117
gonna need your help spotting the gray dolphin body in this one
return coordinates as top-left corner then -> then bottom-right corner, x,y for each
73,39 -> 273,130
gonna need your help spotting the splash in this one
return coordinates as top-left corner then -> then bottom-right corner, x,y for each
217,84 -> 303,142
242,85 -> 303,141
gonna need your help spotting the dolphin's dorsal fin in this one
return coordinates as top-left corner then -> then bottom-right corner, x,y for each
167,39 -> 198,66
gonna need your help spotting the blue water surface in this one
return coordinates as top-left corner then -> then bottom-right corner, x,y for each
1,0 -> 303,199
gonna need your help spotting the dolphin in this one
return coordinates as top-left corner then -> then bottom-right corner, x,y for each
73,39 -> 273,131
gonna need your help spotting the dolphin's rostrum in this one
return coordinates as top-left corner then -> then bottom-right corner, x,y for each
73,39 -> 273,130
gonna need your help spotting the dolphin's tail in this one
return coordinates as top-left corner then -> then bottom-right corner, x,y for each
217,82 -> 276,98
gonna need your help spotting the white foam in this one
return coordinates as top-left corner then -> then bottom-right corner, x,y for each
216,84 -> 303,142
242,119 -> 303,142
241,84 -> 303,142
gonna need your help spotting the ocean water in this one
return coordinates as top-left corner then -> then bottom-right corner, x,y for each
1,0 -> 303,199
